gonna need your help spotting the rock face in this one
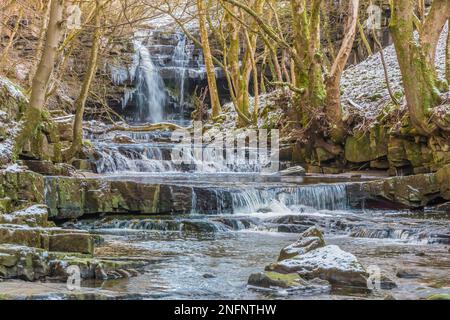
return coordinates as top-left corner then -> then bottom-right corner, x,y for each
347,170 -> 448,208
249,227 -> 369,292
45,177 -> 195,219
0,243 -> 145,282
0,170 -> 45,214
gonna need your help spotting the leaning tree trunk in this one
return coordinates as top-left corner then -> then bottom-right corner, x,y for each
446,18 -> 450,84
389,0 -> 448,136
325,0 -> 359,142
14,0 -> 66,157
197,0 -> 222,119
65,0 -> 102,161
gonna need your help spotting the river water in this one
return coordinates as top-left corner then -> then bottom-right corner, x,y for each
70,30 -> 450,300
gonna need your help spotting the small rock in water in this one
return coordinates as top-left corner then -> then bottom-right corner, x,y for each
112,134 -> 135,144
95,264 -> 108,280
268,245 -> 368,288
395,268 -> 422,279
380,275 -> 398,290
247,271 -> 309,289
203,273 -> 216,279
415,252 -> 426,257
278,226 -> 325,261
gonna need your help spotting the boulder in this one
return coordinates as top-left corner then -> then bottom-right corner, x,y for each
0,225 -> 44,248
267,245 -> 368,288
48,233 -> 94,255
278,226 -> 325,261
345,133 -> 373,163
248,271 -> 309,289
345,127 -> 388,163
247,271 -> 331,292
0,244 -> 49,281
427,294 -> 450,300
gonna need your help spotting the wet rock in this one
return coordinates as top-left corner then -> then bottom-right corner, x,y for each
48,233 -> 94,255
349,172 -> 442,208
427,294 -> 450,300
94,264 -> 108,280
112,134 -> 136,144
45,177 -> 196,219
0,225 -> 45,248
432,201 -> 450,212
267,245 -> 368,288
278,226 -> 325,261
203,273 -> 216,279
248,271 -> 309,289
0,244 -> 49,281
395,268 -> 421,279
380,274 -> 397,290
278,166 -> 306,176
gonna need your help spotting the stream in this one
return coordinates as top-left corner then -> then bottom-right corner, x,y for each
58,29 -> 450,300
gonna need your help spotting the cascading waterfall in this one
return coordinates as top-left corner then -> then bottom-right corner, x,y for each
128,34 -> 167,123
191,184 -> 349,214
92,141 -> 270,174
171,33 -> 191,110
93,142 -> 175,173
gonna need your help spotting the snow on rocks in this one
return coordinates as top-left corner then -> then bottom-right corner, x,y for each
249,226 -> 369,292
267,245 -> 368,288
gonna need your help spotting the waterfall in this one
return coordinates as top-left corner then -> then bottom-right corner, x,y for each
128,35 -> 167,123
91,141 -> 271,174
191,184 -> 349,214
92,142 -> 175,173
171,33 -> 191,109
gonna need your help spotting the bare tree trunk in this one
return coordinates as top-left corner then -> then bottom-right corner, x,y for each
197,0 -> 222,119
14,0 -> 66,157
28,0 -> 52,87
447,18 -> 450,83
325,0 -> 359,142
65,0 -> 102,161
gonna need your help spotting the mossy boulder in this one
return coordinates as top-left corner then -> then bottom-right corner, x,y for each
345,127 -> 388,163
427,294 -> 450,300
248,271 -> 309,289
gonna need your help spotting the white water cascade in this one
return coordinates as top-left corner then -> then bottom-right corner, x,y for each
171,33 -> 191,109
128,35 -> 167,123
